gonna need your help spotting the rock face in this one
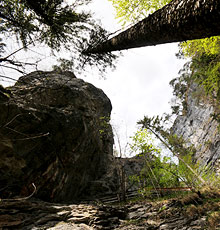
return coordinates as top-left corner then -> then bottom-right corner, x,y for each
172,84 -> 220,173
0,71 -> 118,202
117,156 -> 145,192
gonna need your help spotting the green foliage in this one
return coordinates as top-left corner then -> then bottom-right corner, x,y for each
129,128 -> 160,155
129,116 -> 219,197
177,154 -> 199,187
176,43 -> 220,124
99,116 -> 111,139
178,36 -> 220,100
179,155 -> 220,189
170,40 -> 220,115
138,115 -> 213,190
129,128 -> 180,193
139,115 -> 197,161
191,53 -> 220,99
180,37 -> 220,58
108,0 -> 171,26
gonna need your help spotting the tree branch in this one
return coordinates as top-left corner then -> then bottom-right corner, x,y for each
0,74 -> 17,81
0,183 -> 36,201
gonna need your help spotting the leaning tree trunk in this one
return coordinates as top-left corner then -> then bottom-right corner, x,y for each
86,0 -> 220,53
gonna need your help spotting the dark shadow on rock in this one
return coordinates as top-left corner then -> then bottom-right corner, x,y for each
0,71 -> 119,203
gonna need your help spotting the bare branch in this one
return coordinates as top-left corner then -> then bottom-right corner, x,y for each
11,132 -> 50,141
0,74 -> 17,81
1,44 -> 30,61
0,183 -> 37,201
2,114 -> 24,128
0,64 -> 25,74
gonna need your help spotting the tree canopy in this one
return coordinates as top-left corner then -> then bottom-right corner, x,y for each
0,0 -> 118,80
108,0 -> 170,26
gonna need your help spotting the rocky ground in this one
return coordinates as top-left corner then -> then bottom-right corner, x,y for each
0,190 -> 220,230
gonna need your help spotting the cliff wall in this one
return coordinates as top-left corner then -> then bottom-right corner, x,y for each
172,84 -> 220,173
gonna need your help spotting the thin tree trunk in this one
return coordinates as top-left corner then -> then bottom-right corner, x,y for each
147,126 -> 207,187
120,165 -> 126,202
86,0 -> 220,53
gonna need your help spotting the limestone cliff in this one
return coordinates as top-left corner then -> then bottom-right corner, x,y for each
172,84 -> 220,173
0,71 -> 118,202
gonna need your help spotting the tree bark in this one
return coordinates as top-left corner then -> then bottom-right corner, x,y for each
86,0 -> 220,53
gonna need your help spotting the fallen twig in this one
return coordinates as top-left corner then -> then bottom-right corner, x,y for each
0,183 -> 36,202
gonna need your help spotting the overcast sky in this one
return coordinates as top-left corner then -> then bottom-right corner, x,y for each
82,0 -> 186,152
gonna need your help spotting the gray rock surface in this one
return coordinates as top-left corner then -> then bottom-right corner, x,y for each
0,199 -> 126,230
0,71 -> 118,202
172,84 -> 220,173
1,193 -> 219,230
117,156 -> 145,191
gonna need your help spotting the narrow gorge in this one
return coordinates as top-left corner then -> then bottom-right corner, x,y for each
0,71 -> 219,229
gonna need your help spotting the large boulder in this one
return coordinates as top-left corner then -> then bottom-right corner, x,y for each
0,71 -> 118,202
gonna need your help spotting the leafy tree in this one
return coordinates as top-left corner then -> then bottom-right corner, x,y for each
0,0 -> 118,79
108,0 -> 170,26
180,37 -> 220,58
129,116 -> 219,197
137,115 -> 210,190
171,41 -> 220,117
177,36 -> 220,99
129,128 -> 180,196
191,52 -> 220,99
